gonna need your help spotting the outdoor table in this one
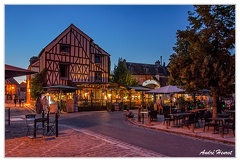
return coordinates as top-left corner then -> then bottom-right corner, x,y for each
226,110 -> 235,118
171,113 -> 192,127
140,111 -> 149,124
216,113 -> 230,118
209,117 -> 229,134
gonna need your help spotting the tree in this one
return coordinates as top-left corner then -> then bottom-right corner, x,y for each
31,68 -> 47,99
168,5 -> 235,117
112,58 -> 138,86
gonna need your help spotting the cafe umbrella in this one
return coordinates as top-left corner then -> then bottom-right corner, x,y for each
43,85 -> 78,111
146,85 -> 185,114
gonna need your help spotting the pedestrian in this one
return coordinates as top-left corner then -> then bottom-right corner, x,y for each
42,96 -> 49,112
125,108 -> 134,118
14,96 -> 17,107
157,96 -> 163,115
36,97 -> 43,114
21,96 -> 24,107
18,97 -> 22,107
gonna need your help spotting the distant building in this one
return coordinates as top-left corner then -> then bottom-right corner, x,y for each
5,78 -> 20,102
126,57 -> 169,88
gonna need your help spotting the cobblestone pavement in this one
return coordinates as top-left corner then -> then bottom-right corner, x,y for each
5,124 -> 165,157
5,114 -> 165,157
4,103 -> 235,157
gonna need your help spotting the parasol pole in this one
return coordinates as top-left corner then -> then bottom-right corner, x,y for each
59,88 -> 62,112
170,93 -> 172,114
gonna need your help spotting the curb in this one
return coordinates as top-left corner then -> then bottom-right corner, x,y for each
127,118 -> 235,145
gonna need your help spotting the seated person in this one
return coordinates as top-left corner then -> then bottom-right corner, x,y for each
125,108 -> 134,118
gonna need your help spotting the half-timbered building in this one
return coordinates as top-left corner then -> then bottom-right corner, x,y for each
28,24 -> 110,110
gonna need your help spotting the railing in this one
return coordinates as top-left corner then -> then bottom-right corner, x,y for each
5,107 -> 10,125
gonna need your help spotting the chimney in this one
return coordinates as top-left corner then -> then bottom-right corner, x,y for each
29,56 -> 38,65
155,60 -> 160,67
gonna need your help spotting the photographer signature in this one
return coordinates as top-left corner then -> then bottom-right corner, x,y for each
199,149 -> 233,155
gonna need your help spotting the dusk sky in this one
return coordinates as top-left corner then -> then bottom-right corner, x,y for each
4,4 -> 194,83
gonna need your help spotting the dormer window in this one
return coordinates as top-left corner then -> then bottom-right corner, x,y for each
60,44 -> 70,53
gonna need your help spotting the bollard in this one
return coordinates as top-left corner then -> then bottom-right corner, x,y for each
138,108 -> 141,122
42,110 -> 45,128
8,107 -> 10,126
47,111 -> 50,132
219,127 -> 224,138
166,120 -> 169,129
190,124 -> 194,132
147,116 -> 151,126
142,113 -> 145,124
55,113 -> 58,137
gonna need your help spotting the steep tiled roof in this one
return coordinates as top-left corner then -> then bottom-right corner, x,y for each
6,78 -> 20,85
126,62 -> 169,76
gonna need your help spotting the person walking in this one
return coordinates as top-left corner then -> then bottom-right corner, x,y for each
18,97 -> 22,107
42,96 -> 49,111
14,96 -> 17,107
36,97 -> 43,114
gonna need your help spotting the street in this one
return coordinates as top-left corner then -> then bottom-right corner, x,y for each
5,106 -> 235,157
59,110 -> 235,157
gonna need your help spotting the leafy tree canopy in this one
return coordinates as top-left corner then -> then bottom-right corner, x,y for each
112,58 -> 138,86
169,5 -> 235,95
30,68 -> 47,99
168,5 -> 235,117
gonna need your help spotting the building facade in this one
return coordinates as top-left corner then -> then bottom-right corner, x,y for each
126,58 -> 170,88
5,78 -> 20,103
27,24 -> 110,109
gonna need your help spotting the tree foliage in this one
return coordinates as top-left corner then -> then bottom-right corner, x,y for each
30,68 -> 47,99
168,5 -> 235,117
112,58 -> 138,86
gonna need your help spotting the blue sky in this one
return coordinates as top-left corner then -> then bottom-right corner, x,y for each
5,4 -> 194,83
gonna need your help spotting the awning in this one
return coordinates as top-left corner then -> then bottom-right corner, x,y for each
43,85 -> 78,92
5,64 -> 37,79
145,85 -> 185,94
127,86 -> 152,91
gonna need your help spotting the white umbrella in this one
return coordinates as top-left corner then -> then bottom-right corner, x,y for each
146,85 -> 185,114
146,85 -> 184,94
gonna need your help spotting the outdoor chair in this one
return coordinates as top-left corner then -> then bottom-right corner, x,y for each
45,113 -> 59,136
198,110 -> 205,122
222,118 -> 235,136
25,114 -> 45,139
181,113 -> 195,129
25,114 -> 36,136
203,112 -> 218,133
163,113 -> 175,126
193,113 -> 200,128
148,110 -> 158,121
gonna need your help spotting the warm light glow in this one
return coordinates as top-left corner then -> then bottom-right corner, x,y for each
11,86 -> 14,89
